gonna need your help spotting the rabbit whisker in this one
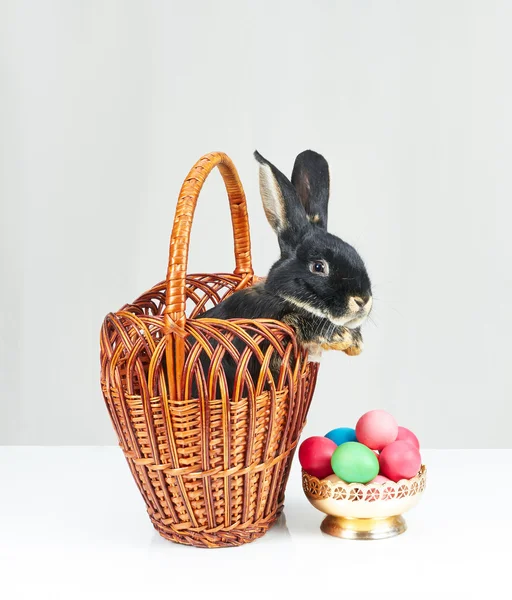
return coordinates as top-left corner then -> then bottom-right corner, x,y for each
367,314 -> 378,328
326,321 -> 337,343
373,300 -> 402,317
315,317 -> 328,341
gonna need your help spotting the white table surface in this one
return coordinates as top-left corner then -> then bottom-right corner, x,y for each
1,447 -> 510,600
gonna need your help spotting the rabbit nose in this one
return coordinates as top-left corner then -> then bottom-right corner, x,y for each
349,296 -> 371,312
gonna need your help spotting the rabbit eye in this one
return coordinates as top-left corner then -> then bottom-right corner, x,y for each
309,260 -> 329,276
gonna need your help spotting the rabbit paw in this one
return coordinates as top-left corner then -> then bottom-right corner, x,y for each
321,327 -> 363,356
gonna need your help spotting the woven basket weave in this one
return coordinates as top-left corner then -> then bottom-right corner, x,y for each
100,152 -> 319,548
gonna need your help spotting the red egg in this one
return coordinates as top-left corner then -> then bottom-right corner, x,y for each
298,436 -> 337,479
356,410 -> 398,451
379,440 -> 422,482
396,426 -> 420,449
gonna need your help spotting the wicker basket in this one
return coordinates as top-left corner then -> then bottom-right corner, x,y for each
100,152 -> 319,548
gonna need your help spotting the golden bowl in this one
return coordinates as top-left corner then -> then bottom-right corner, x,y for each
302,465 -> 427,540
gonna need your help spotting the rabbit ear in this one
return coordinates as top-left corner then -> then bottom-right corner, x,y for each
254,151 -> 309,254
291,150 -> 330,230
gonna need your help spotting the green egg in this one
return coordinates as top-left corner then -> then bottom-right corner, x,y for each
331,442 -> 379,483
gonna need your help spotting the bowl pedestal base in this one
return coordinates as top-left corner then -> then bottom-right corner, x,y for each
320,514 -> 407,540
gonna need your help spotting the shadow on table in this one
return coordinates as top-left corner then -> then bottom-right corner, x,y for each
148,512 -> 292,553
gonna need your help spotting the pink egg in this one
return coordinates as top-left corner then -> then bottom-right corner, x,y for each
369,475 -> 389,484
379,440 -> 422,482
397,426 -> 420,449
355,410 -> 398,451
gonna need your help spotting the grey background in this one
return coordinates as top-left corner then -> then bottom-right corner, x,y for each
1,0 -> 510,447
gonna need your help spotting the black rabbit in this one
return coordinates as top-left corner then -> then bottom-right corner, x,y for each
196,150 -> 371,350
183,150 -> 372,396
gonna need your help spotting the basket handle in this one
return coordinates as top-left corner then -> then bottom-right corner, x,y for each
164,152 -> 253,332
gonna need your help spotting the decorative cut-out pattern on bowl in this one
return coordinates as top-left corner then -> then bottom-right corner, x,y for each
302,465 -> 426,503
302,465 -> 426,520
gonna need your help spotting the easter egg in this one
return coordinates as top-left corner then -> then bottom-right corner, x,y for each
369,475 -> 390,484
325,427 -> 357,446
298,436 -> 337,479
356,409 -> 398,451
331,442 -> 379,484
379,440 -> 422,482
396,426 -> 420,449
324,473 -> 346,484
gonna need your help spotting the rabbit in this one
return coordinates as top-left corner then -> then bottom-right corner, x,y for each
184,150 -> 372,395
